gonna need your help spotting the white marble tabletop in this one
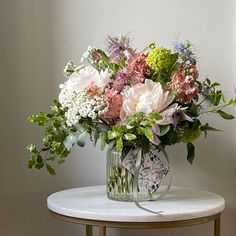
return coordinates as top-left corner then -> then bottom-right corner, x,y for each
47,185 -> 225,222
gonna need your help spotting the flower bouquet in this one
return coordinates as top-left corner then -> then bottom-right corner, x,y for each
27,34 -> 236,201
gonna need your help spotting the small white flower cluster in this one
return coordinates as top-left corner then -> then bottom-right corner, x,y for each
80,46 -> 95,63
59,87 -> 108,126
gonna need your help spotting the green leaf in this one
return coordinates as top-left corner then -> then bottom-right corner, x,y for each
97,123 -> 109,132
28,158 -> 35,169
159,125 -> 170,136
35,163 -> 45,169
57,158 -> 65,164
124,133 -> 137,141
36,155 -> 43,164
50,100 -> 61,113
211,82 -> 220,87
116,137 -> 123,152
140,137 -> 150,154
213,91 -> 222,106
187,142 -> 195,165
63,134 -> 78,151
228,98 -> 236,106
51,141 -> 61,151
49,156 -> 56,161
140,120 -> 153,127
28,111 -> 49,126
107,130 -> 121,139
127,112 -> 144,126
77,132 -> 86,147
63,61 -> 76,78
100,132 -> 107,151
200,123 -> 221,138
91,130 -> 99,146
46,164 -> 56,175
26,144 -> 37,153
138,127 -> 153,142
149,112 -> 163,120
217,110 -> 234,120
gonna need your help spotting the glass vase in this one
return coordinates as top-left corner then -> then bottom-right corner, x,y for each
106,148 -> 152,202
106,146 -> 170,202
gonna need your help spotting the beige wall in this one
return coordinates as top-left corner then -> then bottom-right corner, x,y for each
1,0 -> 236,235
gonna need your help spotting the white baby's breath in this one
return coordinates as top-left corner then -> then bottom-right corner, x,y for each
59,88 -> 108,126
80,46 -> 95,63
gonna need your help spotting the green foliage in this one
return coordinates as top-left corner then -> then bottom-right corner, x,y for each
186,142 -> 195,164
124,133 -> 137,141
77,132 -> 87,147
107,112 -> 164,153
178,119 -> 201,144
26,39 -> 236,177
28,111 -> 49,126
200,123 -> 221,138
27,100 -> 70,175
46,164 -> 56,176
63,61 -> 82,78
217,110 -> 234,120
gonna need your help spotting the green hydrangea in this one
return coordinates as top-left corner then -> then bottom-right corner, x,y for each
180,129 -> 201,143
146,47 -> 178,73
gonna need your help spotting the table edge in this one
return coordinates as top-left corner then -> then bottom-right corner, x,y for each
49,210 -> 222,229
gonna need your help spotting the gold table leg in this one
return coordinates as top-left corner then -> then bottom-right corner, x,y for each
99,226 -> 106,236
86,225 -> 93,236
214,216 -> 221,236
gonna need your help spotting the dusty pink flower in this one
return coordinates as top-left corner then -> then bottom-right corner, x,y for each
86,82 -> 102,98
167,65 -> 199,103
91,49 -> 103,61
125,49 -> 149,77
103,88 -> 123,121
189,64 -> 199,80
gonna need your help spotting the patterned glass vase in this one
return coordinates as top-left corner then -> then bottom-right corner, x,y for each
106,147 -> 170,202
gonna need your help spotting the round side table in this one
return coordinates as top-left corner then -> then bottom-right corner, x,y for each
47,185 -> 224,236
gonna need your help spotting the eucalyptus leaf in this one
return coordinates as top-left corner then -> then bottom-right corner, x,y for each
77,132 -> 87,147
100,132 -> 107,151
63,134 -> 78,151
97,123 -> 109,132
92,130 -> 99,146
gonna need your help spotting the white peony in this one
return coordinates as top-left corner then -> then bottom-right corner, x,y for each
59,66 -> 111,93
121,79 -> 174,119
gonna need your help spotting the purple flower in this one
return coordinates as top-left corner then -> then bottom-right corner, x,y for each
159,104 -> 193,128
107,34 -> 130,60
172,107 -> 193,128
175,41 -> 196,64
175,42 -> 185,53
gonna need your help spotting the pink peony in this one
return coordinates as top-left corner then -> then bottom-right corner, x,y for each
120,79 -> 174,120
